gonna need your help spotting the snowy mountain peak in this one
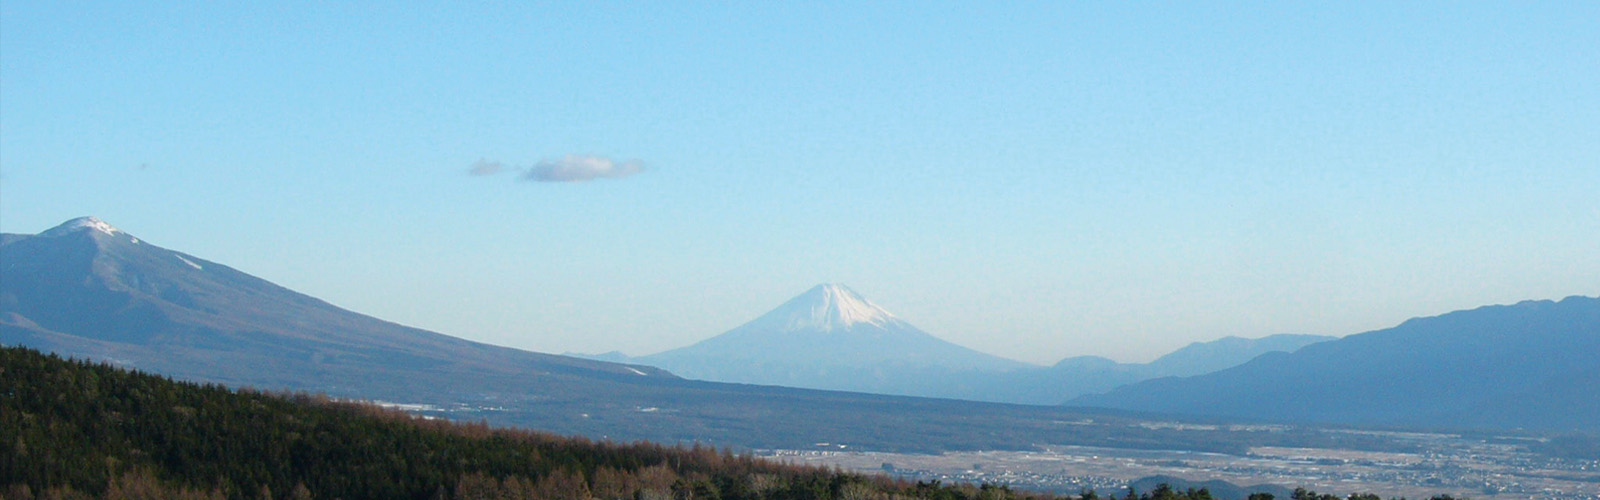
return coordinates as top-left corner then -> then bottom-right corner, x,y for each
39,216 -> 124,238
771,283 -> 900,332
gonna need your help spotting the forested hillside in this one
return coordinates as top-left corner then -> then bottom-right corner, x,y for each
1,345 -> 1057,500
0,346 -> 1468,500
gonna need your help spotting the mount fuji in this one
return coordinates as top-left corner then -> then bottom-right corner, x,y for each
616,284 -> 1334,404
638,284 -> 1033,399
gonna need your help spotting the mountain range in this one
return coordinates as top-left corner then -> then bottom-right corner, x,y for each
614,284 -> 1330,404
0,217 -> 1338,453
4,216 -> 1595,439
994,333 -> 1336,405
1074,296 -> 1600,432
0,216 -> 1332,409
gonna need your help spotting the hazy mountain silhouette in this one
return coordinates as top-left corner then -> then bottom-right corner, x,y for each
4,216 -> 1321,453
639,284 -> 1031,399
627,284 -> 1330,404
0,216 -> 1329,410
1073,296 -> 1600,432
0,217 -> 674,391
1144,334 -> 1334,378
999,334 -> 1336,405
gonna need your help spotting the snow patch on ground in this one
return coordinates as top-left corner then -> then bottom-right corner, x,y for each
175,255 -> 203,270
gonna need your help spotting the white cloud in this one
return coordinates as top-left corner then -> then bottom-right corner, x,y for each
524,155 -> 644,182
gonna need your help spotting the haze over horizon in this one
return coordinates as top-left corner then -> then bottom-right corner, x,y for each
3,3 -> 1596,364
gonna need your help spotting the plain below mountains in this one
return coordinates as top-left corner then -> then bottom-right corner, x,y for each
602,284 -> 1330,405
1074,295 -> 1600,432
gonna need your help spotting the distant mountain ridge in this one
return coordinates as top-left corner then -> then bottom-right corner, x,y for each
1011,333 -> 1336,404
4,216 -> 1336,453
20,216 -> 1587,437
1074,296 -> 1600,432
4,216 -> 1329,408
638,284 -> 1030,398
1144,333 -> 1336,378
0,217 -> 672,390
612,284 -> 1331,404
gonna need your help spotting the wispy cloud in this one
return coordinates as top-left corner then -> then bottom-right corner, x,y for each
523,155 -> 645,182
467,158 -> 505,176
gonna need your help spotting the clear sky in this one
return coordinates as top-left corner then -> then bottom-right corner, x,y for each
3,2 -> 1596,364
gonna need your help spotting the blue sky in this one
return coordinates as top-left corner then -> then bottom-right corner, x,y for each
3,2 -> 1596,363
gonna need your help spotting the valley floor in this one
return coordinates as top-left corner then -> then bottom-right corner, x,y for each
760,428 -> 1600,500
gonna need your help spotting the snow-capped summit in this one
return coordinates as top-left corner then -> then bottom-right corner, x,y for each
39,216 -> 124,238
769,283 -> 900,332
640,283 -> 1028,399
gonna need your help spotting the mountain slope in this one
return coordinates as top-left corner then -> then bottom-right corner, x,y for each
1073,296 -> 1600,432
0,217 -> 673,392
639,284 -> 1032,399
957,334 -> 1334,406
630,285 -> 1331,404
3,217 -> 1340,454
0,217 -> 1331,410
1143,333 -> 1334,378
